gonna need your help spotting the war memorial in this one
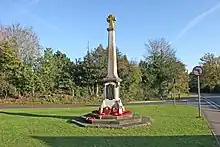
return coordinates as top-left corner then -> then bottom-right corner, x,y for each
71,14 -> 152,128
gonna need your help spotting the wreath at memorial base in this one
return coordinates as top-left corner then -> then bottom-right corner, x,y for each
103,106 -> 111,115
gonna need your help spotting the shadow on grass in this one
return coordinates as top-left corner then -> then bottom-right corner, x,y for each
0,111 -> 75,123
31,135 -> 217,147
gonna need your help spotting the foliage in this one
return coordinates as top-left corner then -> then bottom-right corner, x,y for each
189,53 -> 220,93
0,23 -> 41,62
0,23 -> 190,102
140,38 -> 188,99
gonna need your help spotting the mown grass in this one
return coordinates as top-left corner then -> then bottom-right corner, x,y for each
0,105 -> 216,147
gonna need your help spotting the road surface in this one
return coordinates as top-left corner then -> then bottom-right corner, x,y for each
200,94 -> 220,146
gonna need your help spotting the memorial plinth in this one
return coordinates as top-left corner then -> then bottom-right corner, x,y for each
71,112 -> 151,129
71,14 -> 152,128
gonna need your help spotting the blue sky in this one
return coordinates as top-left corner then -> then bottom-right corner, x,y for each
1,0 -> 220,71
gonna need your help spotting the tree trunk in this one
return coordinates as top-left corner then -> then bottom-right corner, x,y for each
88,86 -> 92,96
3,90 -> 7,99
72,89 -> 75,97
32,85 -> 35,97
96,83 -> 99,96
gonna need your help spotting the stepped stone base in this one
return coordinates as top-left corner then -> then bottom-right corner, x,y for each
70,112 -> 152,129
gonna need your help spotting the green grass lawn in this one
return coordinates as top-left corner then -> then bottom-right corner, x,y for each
0,105 -> 216,147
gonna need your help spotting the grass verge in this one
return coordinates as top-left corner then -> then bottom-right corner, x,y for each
0,105 -> 216,147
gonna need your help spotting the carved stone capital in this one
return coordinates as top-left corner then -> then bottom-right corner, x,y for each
107,27 -> 114,31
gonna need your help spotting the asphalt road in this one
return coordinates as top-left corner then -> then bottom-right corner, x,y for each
199,94 -> 220,146
202,96 -> 220,109
168,94 -> 220,109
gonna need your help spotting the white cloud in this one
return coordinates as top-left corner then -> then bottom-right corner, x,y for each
173,2 -> 220,43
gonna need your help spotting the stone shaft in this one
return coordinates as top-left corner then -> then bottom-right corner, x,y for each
107,29 -> 119,79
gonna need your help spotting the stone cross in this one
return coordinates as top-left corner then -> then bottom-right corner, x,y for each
107,15 -> 116,29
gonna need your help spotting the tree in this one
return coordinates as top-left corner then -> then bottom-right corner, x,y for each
0,43 -> 20,98
0,23 -> 42,63
127,60 -> 142,100
36,48 -> 58,94
201,54 -> 220,89
54,50 -> 75,95
0,23 -> 42,97
141,38 -> 181,98
139,60 -> 154,99
170,61 -> 189,95
195,53 -> 220,93
90,44 -> 107,96
117,54 -> 130,98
